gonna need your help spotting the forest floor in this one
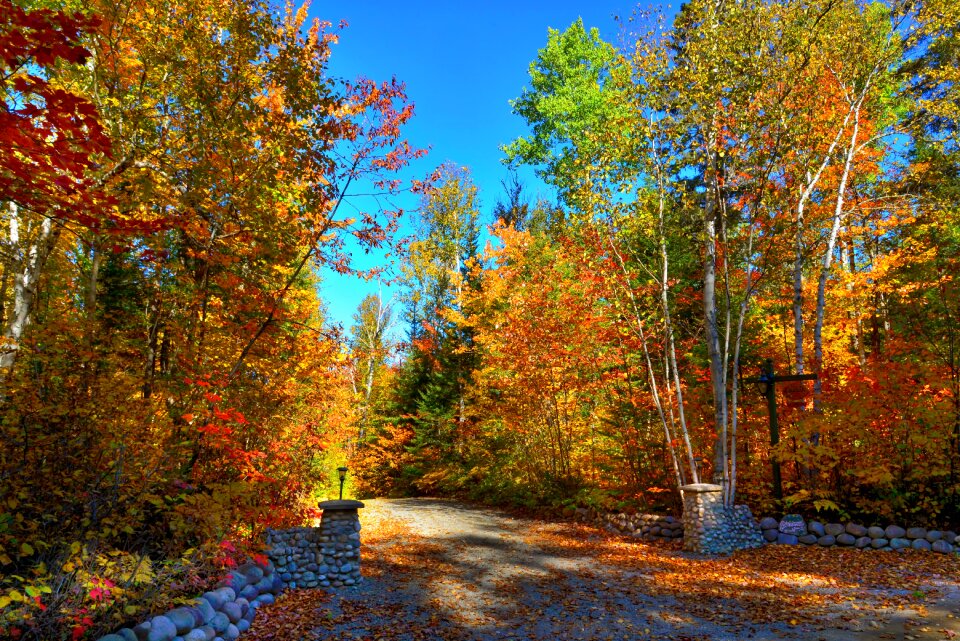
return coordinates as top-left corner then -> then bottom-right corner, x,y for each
246,498 -> 960,641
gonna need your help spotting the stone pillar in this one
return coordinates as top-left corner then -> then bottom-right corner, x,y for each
317,499 -> 364,587
681,483 -> 724,553
681,483 -> 762,555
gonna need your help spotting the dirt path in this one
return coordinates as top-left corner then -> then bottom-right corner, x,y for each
248,498 -> 960,641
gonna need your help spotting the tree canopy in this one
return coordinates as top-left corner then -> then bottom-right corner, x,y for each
2,0 -> 960,637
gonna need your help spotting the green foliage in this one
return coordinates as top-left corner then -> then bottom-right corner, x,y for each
361,0 -> 960,532
503,19 -> 629,208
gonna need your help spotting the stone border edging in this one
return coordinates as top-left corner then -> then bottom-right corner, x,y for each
96,504 -> 365,641
572,506 -> 960,556
573,507 -> 685,541
95,559 -> 281,641
760,515 -> 960,553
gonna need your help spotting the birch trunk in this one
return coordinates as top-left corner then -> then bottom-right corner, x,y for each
793,186 -> 807,376
790,104 -> 858,380
356,293 -> 393,444
653,151 -> 698,485
725,219 -> 758,506
607,235 -> 690,490
661,226 -> 698,485
814,104 -> 861,414
648,114 -> 698,485
0,202 -> 62,383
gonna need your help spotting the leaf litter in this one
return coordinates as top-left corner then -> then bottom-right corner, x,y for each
245,499 -> 960,641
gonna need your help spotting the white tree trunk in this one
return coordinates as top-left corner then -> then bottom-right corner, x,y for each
793,186 -> 808,376
608,234 -> 689,491
1,202 -> 61,382
814,104 -> 861,413
791,105 -> 858,378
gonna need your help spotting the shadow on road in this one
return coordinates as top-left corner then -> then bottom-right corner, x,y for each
265,498 -> 960,641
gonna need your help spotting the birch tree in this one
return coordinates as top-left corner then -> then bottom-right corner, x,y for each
350,292 -> 395,442
505,16 -> 705,490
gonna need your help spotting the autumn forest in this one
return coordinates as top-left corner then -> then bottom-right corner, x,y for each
2,0 -> 959,637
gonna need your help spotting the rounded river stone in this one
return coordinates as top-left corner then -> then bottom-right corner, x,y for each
885,525 -> 907,539
147,616 -> 177,641
890,537 -> 911,550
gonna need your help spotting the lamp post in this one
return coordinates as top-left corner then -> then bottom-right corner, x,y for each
337,466 -> 348,500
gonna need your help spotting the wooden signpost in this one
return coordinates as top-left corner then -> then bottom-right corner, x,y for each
743,358 -> 817,504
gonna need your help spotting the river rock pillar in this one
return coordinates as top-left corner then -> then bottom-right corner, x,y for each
317,499 -> 364,587
681,483 -> 762,555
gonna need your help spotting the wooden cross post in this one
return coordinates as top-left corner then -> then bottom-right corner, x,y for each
743,358 -> 817,505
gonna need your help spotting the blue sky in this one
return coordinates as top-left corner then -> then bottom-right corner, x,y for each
312,1 -> 642,335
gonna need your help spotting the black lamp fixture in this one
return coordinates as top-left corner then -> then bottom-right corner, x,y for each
337,466 -> 348,500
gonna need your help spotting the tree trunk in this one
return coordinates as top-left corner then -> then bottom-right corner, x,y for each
610,236 -> 686,490
790,101 -> 859,382
143,294 -> 163,399
814,105 -> 860,415
793,186 -> 807,377
0,202 -> 62,383
653,162 -> 698,485
703,144 -> 728,487
81,238 -> 103,392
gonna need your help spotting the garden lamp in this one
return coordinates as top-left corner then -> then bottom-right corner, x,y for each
337,466 -> 348,500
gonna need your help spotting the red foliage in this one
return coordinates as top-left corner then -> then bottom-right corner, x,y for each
0,0 -> 111,221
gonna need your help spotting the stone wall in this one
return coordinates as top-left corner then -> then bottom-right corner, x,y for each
574,509 -> 684,542
760,515 -> 960,554
265,526 -> 323,589
681,483 -> 763,555
575,498 -> 960,558
95,501 -> 364,641
96,561 -> 281,641
266,502 -> 362,589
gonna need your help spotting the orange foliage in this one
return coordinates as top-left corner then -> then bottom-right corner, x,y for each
0,0 -> 419,637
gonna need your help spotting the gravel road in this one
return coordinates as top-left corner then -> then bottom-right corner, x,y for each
282,498 -> 960,641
